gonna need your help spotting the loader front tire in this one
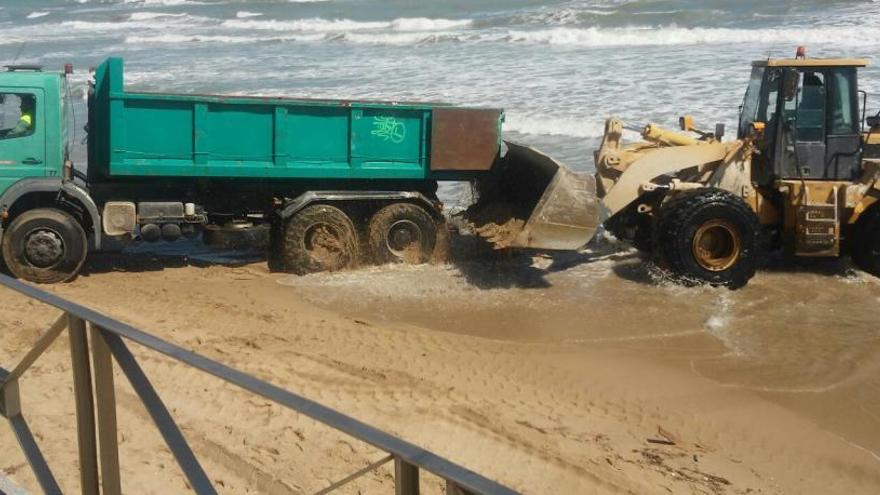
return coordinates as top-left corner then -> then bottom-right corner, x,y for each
653,189 -> 758,289
2,208 -> 88,284
280,205 -> 359,275
851,206 -> 880,277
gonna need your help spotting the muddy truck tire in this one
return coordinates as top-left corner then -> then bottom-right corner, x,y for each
280,204 -> 359,275
652,188 -> 759,289
2,208 -> 88,284
367,203 -> 437,265
851,205 -> 880,277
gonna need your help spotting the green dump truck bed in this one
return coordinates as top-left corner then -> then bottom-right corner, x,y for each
87,58 -> 503,183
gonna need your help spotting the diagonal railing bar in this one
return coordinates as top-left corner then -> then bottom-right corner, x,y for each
4,314 -> 67,385
7,413 -> 62,495
0,274 -> 519,495
313,454 -> 394,495
100,330 -> 217,495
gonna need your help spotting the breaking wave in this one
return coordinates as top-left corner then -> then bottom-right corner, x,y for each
504,114 -> 607,139
221,17 -> 472,33
121,23 -> 880,48
501,25 -> 880,47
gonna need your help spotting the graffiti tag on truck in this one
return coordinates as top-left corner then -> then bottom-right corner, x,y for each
371,116 -> 406,144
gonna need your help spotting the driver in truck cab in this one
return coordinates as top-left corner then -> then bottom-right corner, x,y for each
7,95 -> 35,138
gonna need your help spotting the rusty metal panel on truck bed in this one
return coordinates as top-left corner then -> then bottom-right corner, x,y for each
430,107 -> 502,171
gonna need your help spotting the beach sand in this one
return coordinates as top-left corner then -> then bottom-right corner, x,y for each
0,249 -> 878,494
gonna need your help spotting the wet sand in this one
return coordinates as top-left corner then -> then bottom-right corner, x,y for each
1,240 -> 879,494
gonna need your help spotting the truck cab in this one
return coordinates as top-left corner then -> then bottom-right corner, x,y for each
0,67 -> 68,188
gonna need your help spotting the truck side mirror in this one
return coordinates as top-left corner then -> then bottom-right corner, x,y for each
715,123 -> 725,141
868,115 -> 880,129
783,69 -> 799,101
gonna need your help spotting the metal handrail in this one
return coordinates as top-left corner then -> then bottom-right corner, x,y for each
0,273 -> 518,495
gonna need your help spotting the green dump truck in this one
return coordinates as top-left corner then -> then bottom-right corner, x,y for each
0,58 -> 597,283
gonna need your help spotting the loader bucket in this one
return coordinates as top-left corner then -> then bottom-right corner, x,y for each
465,141 -> 600,250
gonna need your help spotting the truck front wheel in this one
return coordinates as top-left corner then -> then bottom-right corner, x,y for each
652,189 -> 759,289
280,205 -> 359,275
2,208 -> 88,284
367,203 -> 437,265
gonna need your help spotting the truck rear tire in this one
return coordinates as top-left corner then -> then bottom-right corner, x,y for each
851,205 -> 880,277
2,208 -> 88,284
652,189 -> 759,289
367,203 -> 437,264
280,205 -> 359,275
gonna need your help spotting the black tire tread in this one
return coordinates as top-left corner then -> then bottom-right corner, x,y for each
851,204 -> 880,276
2,208 -> 88,284
367,203 -> 437,264
280,205 -> 359,275
652,188 -> 759,289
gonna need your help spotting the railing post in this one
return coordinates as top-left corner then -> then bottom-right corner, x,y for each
69,315 -> 99,495
394,457 -> 419,495
91,326 -> 122,495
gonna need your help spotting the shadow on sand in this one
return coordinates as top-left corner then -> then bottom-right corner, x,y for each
80,239 -> 264,278
446,232 -> 639,289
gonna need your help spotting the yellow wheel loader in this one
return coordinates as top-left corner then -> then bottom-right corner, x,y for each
594,53 -> 880,288
469,51 -> 880,289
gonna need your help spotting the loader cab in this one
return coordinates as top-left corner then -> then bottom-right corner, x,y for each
739,58 -> 868,185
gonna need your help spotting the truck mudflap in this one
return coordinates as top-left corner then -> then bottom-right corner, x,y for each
465,141 -> 600,250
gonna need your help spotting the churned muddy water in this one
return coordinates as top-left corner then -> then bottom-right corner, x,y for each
279,237 -> 880,460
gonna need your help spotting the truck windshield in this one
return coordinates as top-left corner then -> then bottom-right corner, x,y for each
738,66 -> 765,138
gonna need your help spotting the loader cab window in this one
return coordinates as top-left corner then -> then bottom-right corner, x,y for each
828,68 -> 858,135
795,72 -> 825,142
738,66 -> 765,138
0,93 -> 37,140
774,66 -> 862,180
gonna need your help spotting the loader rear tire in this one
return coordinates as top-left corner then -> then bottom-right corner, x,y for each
653,189 -> 758,289
851,206 -> 880,277
367,203 -> 437,265
2,208 -> 88,284
280,205 -> 359,275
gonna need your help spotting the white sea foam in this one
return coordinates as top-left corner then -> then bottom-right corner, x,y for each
221,17 -> 471,33
389,18 -> 473,31
235,11 -> 263,19
221,18 -> 389,32
504,114 -> 606,139
502,25 -> 880,47
118,22 -> 880,48
61,15 -> 207,32
342,31 -> 462,45
27,12 -> 51,19
125,33 -> 324,44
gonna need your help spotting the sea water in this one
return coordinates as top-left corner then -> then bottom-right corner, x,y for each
3,0 -> 879,175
